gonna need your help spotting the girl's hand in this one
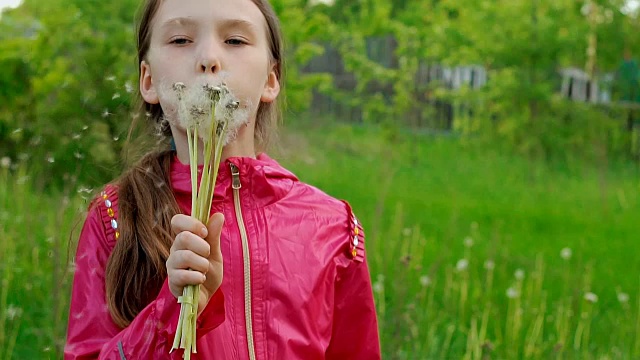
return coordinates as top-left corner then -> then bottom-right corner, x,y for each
167,213 -> 224,316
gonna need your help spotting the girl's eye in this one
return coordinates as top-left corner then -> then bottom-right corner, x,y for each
170,37 -> 191,45
225,38 -> 246,46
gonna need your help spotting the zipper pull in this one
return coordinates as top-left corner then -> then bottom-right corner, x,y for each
230,163 -> 241,189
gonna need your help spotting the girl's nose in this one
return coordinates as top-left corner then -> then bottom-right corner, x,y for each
199,58 -> 219,74
198,45 -> 221,74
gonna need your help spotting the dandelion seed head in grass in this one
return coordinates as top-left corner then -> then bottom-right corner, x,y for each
514,269 -> 525,280
373,281 -> 384,294
484,260 -> 495,270
464,236 -> 474,248
6,305 -> 23,321
617,292 -> 629,303
419,275 -> 431,287
456,259 -> 469,272
584,292 -> 598,303
1,156 -> 11,168
506,287 -> 520,299
560,247 -> 572,260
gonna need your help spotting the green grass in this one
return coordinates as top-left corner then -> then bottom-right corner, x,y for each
1,120 -> 639,358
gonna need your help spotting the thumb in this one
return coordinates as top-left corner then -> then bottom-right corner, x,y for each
206,212 -> 224,264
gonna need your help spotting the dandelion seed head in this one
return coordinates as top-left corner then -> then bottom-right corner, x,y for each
484,260 -> 495,270
514,269 -> 525,280
617,292 -> 629,303
6,305 -> 23,321
402,228 -> 412,237
464,236 -> 474,248
560,247 -> 572,261
456,258 -> 469,272
373,281 -> 384,294
506,287 -> 519,299
419,275 -> 431,287
584,292 -> 598,303
1,157 -> 10,168
125,81 -> 134,93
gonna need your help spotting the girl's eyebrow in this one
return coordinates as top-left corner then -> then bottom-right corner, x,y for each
160,17 -> 258,33
160,17 -> 199,31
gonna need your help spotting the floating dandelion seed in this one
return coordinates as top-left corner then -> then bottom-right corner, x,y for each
102,109 -> 112,118
105,75 -> 116,82
74,152 -> 84,159
12,128 -> 22,135
456,259 -> 469,272
125,81 -> 134,93
112,93 -> 121,100
464,236 -> 474,248
514,269 -> 525,280
72,133 -> 81,140
506,287 -> 519,299
47,156 -> 55,163
82,125 -> 89,131
584,292 -> 598,303
560,247 -> 572,261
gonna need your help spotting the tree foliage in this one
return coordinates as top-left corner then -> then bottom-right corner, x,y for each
0,0 -> 639,189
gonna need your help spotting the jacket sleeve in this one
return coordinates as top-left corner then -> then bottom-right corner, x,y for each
325,208 -> 381,359
64,195 -> 225,360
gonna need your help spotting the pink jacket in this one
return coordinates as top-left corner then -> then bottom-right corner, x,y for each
65,154 -> 380,359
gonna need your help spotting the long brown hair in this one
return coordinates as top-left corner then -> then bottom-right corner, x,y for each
105,0 -> 285,328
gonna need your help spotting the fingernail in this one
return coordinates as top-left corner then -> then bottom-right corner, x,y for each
202,274 -> 207,283
201,227 -> 208,237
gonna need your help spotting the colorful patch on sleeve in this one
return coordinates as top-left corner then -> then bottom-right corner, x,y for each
99,185 -> 120,245
342,200 -> 365,263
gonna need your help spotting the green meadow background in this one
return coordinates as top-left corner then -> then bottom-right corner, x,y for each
2,0 -> 640,358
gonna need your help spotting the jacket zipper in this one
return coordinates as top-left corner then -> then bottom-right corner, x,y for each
230,163 -> 257,360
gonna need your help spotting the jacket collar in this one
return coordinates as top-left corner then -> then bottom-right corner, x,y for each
170,153 -> 299,207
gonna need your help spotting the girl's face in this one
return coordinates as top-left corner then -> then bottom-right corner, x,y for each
139,0 -> 280,131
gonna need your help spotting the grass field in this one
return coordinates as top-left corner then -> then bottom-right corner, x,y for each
1,120 -> 639,358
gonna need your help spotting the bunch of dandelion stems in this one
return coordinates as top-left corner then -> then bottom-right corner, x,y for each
171,95 -> 227,358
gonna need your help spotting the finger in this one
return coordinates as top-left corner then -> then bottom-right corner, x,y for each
206,213 -> 224,264
171,231 -> 211,258
167,249 -> 210,273
171,214 -> 208,239
169,269 -> 206,288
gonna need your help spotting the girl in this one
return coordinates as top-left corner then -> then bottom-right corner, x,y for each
64,0 -> 380,359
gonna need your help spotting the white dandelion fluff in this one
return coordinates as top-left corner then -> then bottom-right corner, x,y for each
484,260 -> 495,270
584,292 -> 598,303
456,259 -> 469,272
419,275 -> 431,287
464,236 -> 474,248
